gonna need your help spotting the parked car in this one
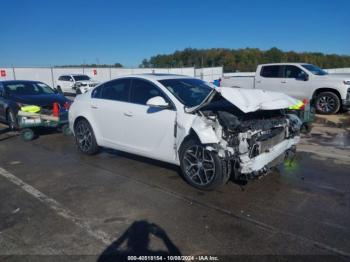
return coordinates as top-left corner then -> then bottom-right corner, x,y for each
69,74 -> 302,190
56,74 -> 99,95
221,63 -> 350,114
0,80 -> 71,130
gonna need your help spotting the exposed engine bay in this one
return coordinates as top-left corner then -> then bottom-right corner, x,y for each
192,97 -> 302,181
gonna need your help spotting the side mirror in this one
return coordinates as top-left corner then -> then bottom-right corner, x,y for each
146,96 -> 170,108
296,73 -> 309,81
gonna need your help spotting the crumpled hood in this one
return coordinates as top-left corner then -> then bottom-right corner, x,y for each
186,87 -> 301,114
219,87 -> 301,113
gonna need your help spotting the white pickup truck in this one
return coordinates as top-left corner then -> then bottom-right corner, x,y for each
221,63 -> 350,114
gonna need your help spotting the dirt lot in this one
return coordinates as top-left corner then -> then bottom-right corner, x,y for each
0,113 -> 349,261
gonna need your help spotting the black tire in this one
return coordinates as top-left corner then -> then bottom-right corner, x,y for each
74,118 -> 99,155
315,91 -> 340,115
20,128 -> 35,141
179,139 -> 225,190
76,88 -> 82,95
6,109 -> 18,130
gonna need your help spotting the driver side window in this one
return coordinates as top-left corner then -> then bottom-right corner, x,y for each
130,79 -> 169,106
284,66 -> 306,79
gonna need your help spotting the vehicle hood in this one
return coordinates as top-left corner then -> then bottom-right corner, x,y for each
186,87 -> 301,114
9,94 -> 70,107
314,74 -> 350,82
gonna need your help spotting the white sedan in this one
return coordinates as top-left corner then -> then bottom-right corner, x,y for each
69,74 -> 302,190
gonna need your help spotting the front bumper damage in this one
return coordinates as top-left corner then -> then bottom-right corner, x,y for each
239,136 -> 299,178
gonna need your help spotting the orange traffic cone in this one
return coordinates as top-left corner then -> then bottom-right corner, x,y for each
53,102 -> 60,117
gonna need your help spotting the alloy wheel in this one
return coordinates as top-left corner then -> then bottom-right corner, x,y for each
317,95 -> 336,114
183,145 -> 216,186
75,121 -> 93,152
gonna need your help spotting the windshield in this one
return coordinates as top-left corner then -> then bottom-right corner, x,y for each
302,64 -> 328,76
73,75 -> 91,81
4,82 -> 55,95
159,78 -> 214,107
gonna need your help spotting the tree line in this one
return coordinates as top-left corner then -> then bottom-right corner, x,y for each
56,63 -> 123,68
140,47 -> 350,72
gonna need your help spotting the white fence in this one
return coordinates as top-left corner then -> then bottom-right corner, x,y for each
324,68 -> 350,74
0,66 -> 223,86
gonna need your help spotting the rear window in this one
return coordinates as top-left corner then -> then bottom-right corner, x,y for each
260,66 -> 283,78
93,79 -> 131,102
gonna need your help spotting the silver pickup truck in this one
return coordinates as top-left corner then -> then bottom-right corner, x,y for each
221,63 -> 350,114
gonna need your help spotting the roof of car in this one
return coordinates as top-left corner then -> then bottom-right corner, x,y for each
260,63 -> 310,66
116,74 -> 194,81
0,80 -> 42,84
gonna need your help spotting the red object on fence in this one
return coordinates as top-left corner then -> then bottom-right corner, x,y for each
0,70 -> 6,77
93,69 -> 97,75
53,102 -> 60,117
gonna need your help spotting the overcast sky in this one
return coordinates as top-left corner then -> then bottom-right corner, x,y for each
1,0 -> 349,67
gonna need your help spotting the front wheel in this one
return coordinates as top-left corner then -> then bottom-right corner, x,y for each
74,119 -> 99,155
315,92 -> 340,114
7,109 -> 18,130
180,139 -> 226,190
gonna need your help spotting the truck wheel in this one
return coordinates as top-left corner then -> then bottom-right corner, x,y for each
6,109 -> 18,131
180,139 -> 225,190
315,92 -> 340,114
74,118 -> 99,155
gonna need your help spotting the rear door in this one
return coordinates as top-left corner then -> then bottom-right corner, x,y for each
121,78 -> 177,162
89,78 -> 131,147
255,65 -> 284,92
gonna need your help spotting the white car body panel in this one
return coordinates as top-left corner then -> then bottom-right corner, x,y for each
222,63 -> 350,101
69,75 -> 301,175
219,87 -> 300,113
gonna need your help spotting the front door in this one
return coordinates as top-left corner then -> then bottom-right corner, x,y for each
281,65 -> 310,100
122,78 -> 177,163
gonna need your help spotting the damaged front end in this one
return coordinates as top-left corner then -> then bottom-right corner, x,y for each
190,95 -> 302,182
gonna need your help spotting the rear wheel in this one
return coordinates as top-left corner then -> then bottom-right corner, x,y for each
180,139 -> 225,190
74,118 -> 99,155
7,109 -> 18,130
315,92 -> 340,114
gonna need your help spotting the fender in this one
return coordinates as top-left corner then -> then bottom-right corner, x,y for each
191,116 -> 220,144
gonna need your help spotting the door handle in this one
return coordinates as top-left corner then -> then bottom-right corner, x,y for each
256,80 -> 261,84
91,105 -> 98,109
123,112 -> 133,117
281,80 -> 287,84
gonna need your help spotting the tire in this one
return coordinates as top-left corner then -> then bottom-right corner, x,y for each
315,91 -> 340,115
74,118 -> 99,155
179,139 -> 225,190
76,88 -> 82,95
6,109 -> 18,130
20,128 -> 35,141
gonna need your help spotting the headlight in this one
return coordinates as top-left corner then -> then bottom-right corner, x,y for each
343,80 -> 350,85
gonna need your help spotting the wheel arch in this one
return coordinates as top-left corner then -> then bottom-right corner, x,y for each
312,88 -> 341,102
